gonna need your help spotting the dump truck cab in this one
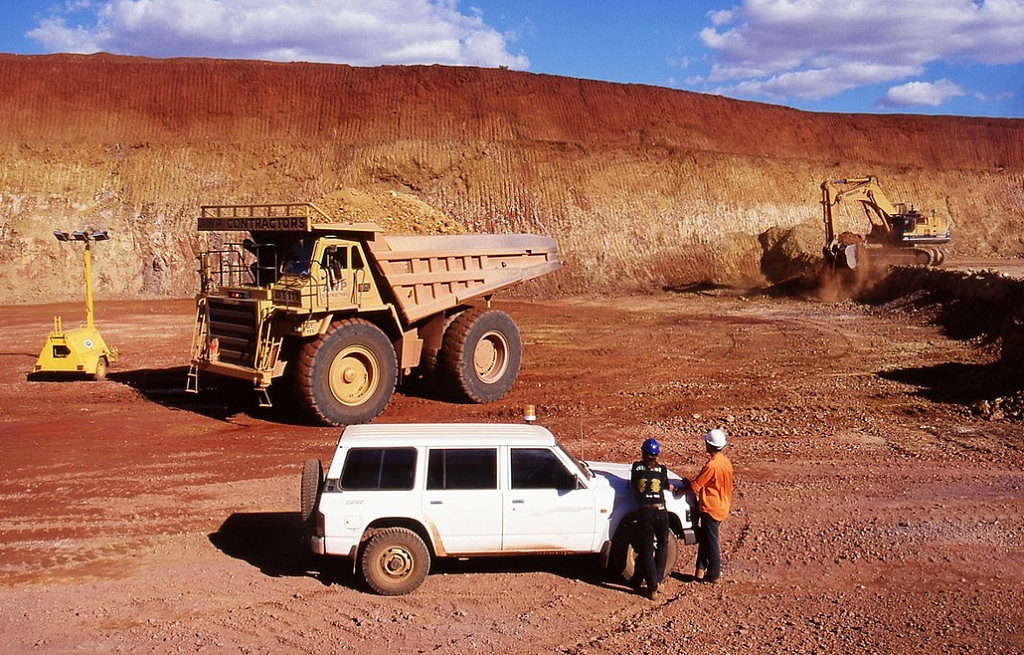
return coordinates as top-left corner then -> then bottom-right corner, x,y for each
235,231 -> 386,313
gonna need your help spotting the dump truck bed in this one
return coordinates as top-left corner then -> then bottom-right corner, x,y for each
196,203 -> 560,324
366,234 -> 560,324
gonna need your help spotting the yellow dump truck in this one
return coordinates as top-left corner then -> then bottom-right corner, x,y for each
186,203 -> 560,425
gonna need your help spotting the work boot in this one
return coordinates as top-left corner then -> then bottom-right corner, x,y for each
646,584 -> 661,600
693,568 -> 705,581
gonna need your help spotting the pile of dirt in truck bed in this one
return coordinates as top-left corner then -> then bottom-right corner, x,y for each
311,188 -> 471,234
0,54 -> 1022,303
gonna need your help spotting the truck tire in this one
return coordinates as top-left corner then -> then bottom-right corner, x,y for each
609,520 -> 679,585
360,527 -> 431,596
420,310 -> 464,375
300,459 -> 323,525
296,319 -> 398,426
439,308 -> 521,403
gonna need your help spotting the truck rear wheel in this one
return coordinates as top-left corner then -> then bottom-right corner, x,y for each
297,319 -> 397,426
439,308 -> 521,403
360,527 -> 431,596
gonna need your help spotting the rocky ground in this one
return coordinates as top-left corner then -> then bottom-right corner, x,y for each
1,283 -> 1022,654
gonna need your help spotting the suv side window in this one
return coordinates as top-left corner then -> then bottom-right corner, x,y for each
427,448 -> 497,490
340,448 -> 417,490
511,448 -> 577,490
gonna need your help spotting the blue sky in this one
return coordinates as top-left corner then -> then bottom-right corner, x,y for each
3,0 -> 1024,118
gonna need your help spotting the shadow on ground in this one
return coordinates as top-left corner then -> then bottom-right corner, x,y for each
106,365 -> 461,425
108,366 -> 283,423
208,511 -> 619,594
879,361 -> 1019,406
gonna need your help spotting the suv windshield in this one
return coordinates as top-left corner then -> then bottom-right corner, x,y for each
555,440 -> 592,479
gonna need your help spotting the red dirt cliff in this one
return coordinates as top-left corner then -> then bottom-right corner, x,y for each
1,53 -> 1022,302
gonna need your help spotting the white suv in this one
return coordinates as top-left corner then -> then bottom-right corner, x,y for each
300,422 -> 696,595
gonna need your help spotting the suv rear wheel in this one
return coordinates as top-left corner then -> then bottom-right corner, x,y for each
360,527 -> 431,595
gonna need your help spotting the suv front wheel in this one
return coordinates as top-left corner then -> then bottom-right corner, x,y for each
609,520 -> 679,585
360,527 -> 431,595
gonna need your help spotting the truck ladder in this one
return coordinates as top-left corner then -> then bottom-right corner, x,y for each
253,307 -> 282,408
185,299 -> 209,394
255,387 -> 273,408
185,363 -> 200,394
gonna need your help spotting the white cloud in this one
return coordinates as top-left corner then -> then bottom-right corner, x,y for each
877,79 -> 967,108
697,0 -> 1024,104
26,0 -> 530,69
729,63 -> 922,101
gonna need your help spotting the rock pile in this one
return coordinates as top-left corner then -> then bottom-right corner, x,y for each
310,189 -> 470,235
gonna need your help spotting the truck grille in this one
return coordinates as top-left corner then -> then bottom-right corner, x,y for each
207,299 -> 258,367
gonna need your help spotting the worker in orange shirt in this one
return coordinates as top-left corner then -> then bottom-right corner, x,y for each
685,428 -> 733,583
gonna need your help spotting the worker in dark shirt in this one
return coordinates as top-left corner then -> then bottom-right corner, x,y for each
630,438 -> 678,599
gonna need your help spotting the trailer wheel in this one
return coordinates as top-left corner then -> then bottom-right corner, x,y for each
297,319 -> 397,426
360,528 -> 431,596
300,459 -> 323,525
92,356 -> 108,382
440,308 -> 521,403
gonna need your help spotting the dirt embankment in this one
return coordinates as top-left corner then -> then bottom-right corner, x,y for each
1,54 -> 1022,304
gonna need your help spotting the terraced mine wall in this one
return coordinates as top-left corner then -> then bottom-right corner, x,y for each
1,54 -> 1023,304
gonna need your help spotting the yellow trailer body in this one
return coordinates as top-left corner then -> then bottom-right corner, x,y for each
34,317 -> 117,380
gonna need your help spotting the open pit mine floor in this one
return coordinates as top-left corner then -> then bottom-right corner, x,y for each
1,289 -> 1022,654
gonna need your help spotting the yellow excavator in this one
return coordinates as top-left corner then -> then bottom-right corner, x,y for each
821,176 -> 951,270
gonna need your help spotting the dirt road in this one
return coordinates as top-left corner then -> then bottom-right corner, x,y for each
1,292 -> 1022,654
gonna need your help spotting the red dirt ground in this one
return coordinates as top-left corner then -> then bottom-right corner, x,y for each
1,291 -> 1022,654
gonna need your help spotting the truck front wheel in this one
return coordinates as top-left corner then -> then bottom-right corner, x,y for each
297,319 -> 398,426
440,308 -> 521,403
92,356 -> 108,382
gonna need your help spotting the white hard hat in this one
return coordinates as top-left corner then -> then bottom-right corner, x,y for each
704,428 -> 727,449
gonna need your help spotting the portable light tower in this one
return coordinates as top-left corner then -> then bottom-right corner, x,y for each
33,229 -> 118,380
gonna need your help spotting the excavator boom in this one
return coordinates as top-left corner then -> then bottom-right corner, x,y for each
821,176 -> 950,270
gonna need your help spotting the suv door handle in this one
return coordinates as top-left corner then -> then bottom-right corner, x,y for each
511,499 -> 525,504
